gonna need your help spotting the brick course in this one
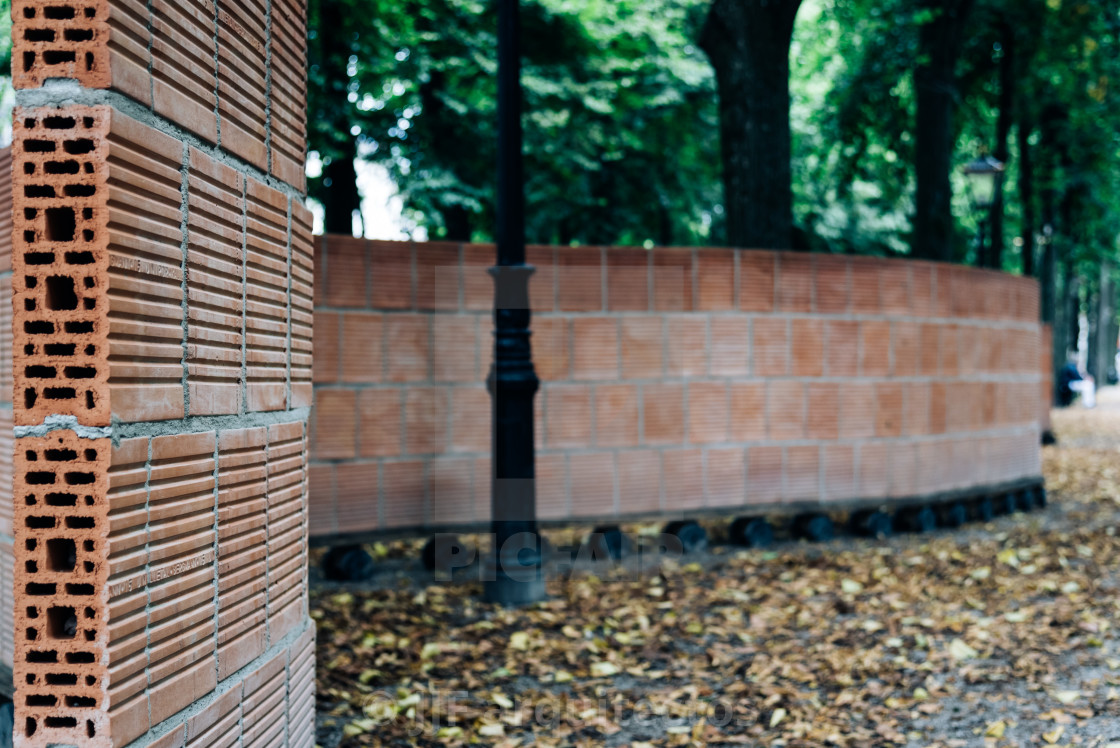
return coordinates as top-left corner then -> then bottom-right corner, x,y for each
10,0 -> 313,744
311,238 -> 1048,535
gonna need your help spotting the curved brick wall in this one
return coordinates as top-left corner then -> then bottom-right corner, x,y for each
309,238 -> 1047,538
9,1 -> 314,746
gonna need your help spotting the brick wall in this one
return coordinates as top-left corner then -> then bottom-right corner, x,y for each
310,239 -> 1046,537
10,1 -> 313,747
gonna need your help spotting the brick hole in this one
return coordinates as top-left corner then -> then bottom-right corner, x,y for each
83,449 -> 96,460
47,606 -> 77,639
82,117 -> 94,128
46,448 -> 76,461
64,184 -> 95,197
25,365 -> 56,379
24,561 -> 36,572
44,717 -> 78,729
87,719 -> 96,737
82,162 -> 93,173
64,250 -> 94,264
64,28 -> 94,41
84,345 -> 95,355
24,185 -> 56,198
25,472 -> 55,485
23,495 -> 36,506
23,230 -> 36,243
83,275 -> 93,286
25,651 -> 55,663
43,50 -> 78,65
26,517 -> 56,529
24,389 -> 36,409
85,391 -> 94,409
26,539 -> 37,551
85,676 -> 95,686
81,229 -> 94,241
65,583 -> 94,596
24,28 -> 55,42
25,675 -> 35,685
22,52 -> 35,72
25,251 -> 56,264
83,630 -> 94,641
44,343 -> 76,356
24,320 -> 53,334
82,561 -> 93,571
25,718 -> 36,737
24,344 -> 36,355
65,517 -> 93,530
45,207 -> 76,242
25,628 -> 38,641
24,208 -> 36,219
22,162 -> 35,175
42,6 -> 75,19
25,607 -> 36,619
64,321 -> 92,333
46,673 -> 77,686
84,607 -> 94,618
82,298 -> 95,309
24,298 -> 36,311
22,140 -> 55,153
26,276 -> 37,288
66,696 -> 95,708
22,7 -> 34,16
46,538 -> 76,572
45,493 -> 77,507
64,365 -> 96,378
64,471 -> 94,485
83,540 -> 92,552
65,651 -> 94,664
26,582 -> 56,595
45,160 -> 79,175
26,695 -> 56,707
43,387 -> 77,400
85,51 -> 94,71
83,7 -> 94,16
44,116 -> 77,129
25,451 -> 37,461
45,276 -> 79,310
64,139 -> 95,155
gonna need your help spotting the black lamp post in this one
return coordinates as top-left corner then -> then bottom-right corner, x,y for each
484,0 -> 545,605
962,155 -> 1005,268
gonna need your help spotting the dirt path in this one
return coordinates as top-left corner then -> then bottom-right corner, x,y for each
313,392 -> 1120,747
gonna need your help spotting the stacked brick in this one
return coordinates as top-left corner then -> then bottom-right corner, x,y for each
10,0 -> 313,746
310,240 -> 1047,536
0,146 -> 14,683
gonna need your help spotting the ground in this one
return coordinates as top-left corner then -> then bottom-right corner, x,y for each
312,391 -> 1120,747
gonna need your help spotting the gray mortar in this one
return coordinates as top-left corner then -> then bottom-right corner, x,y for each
178,141 -> 192,417
14,82 -> 306,203
108,408 -> 311,445
240,176 -> 249,416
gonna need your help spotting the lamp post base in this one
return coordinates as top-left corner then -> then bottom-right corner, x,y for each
483,562 -> 547,606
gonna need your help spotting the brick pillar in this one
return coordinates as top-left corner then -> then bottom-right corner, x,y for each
9,1 -> 314,747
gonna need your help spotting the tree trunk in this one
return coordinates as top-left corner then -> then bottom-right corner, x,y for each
700,0 -> 803,251
1096,262 -> 1114,383
1018,117 -> 1036,277
318,0 -> 362,235
912,0 -> 975,262
989,18 -> 1015,269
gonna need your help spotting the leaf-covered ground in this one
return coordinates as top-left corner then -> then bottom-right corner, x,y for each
313,392 -> 1120,747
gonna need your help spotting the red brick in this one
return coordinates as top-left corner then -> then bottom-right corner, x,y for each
860,321 -> 891,377
879,261 -> 912,315
569,453 -> 616,517
706,448 -> 746,507
534,318 -> 570,382
557,247 -> 603,311
814,255 -> 849,313
919,323 -> 941,375
752,318 -> 789,377
642,383 -> 685,445
415,242 -> 460,311
709,318 -> 749,377
606,247 -> 650,311
433,315 -> 479,383
825,321 -> 859,377
904,382 -> 931,436
850,257 -> 880,314
652,249 -> 693,311
729,383 -> 766,442
777,253 -> 812,312
462,244 -> 493,312
892,322 -> 920,377
382,460 -> 426,528
313,389 -> 357,459
340,313 -> 383,383
697,250 -> 734,310
527,246 -> 556,313
875,382 -> 904,437
151,0 -> 218,142
572,318 -> 619,380
663,449 -> 704,510
747,446 -> 783,504
269,0 -> 308,189
665,317 -> 707,377
786,446 -> 820,502
840,383 -> 876,438
371,241 -> 414,309
739,252 -> 775,312
767,381 -> 805,441
687,382 -> 728,444
939,325 -> 960,376
618,450 -> 662,514
621,318 -> 663,380
404,387 -> 449,455
823,445 -> 855,502
536,454 -> 568,520
385,314 -> 431,382
358,389 -> 402,457
859,443 -> 890,499
430,457 -> 475,524
791,319 -> 824,377
594,384 -> 639,447
930,382 -> 948,434
218,0 -> 268,168
450,387 -> 489,453
545,385 -> 592,448
806,383 -> 840,440
911,262 -> 934,316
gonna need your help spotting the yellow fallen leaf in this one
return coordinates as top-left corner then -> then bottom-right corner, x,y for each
1043,726 -> 1064,744
509,632 -> 530,651
1053,690 -> 1080,705
554,670 -> 573,683
971,567 -> 991,580
770,707 -> 787,727
479,723 -> 506,737
590,661 -> 619,677
985,720 -> 1006,738
493,693 -> 514,710
948,638 -> 979,660
841,579 -> 863,594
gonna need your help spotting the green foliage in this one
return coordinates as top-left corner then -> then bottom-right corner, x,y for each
308,0 -> 720,245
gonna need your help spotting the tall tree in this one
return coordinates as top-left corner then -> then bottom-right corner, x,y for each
699,0 -> 803,250
911,0 -> 975,262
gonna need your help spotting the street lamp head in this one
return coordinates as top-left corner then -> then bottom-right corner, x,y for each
962,155 -> 1006,212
